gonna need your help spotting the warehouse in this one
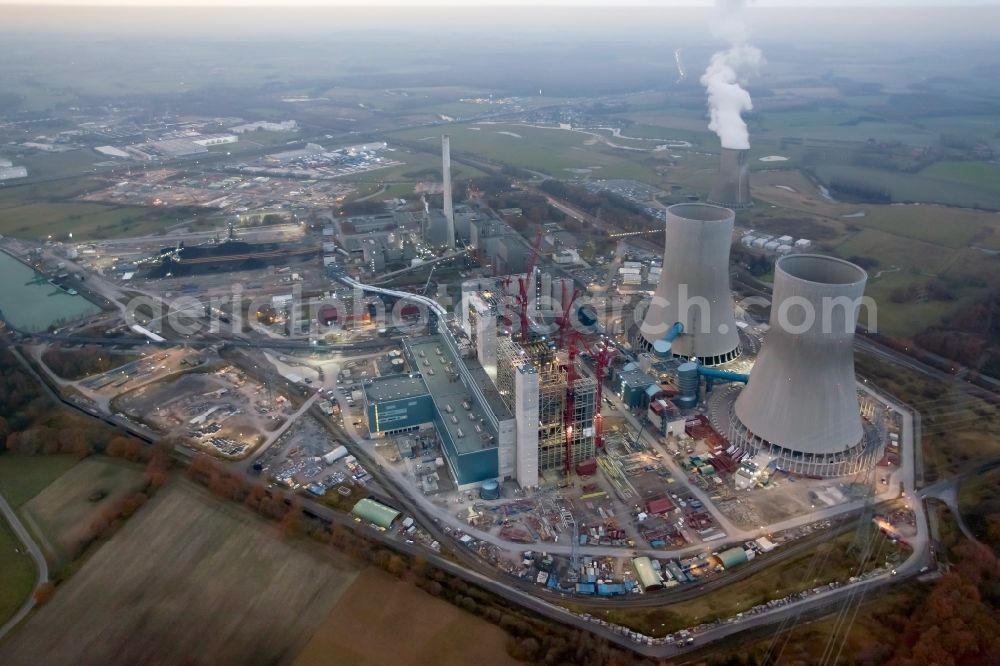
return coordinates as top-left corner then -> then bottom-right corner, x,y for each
351,498 -> 401,529
715,547 -> 750,570
632,556 -> 664,591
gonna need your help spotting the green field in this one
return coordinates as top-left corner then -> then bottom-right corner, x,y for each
813,164 -> 1000,210
921,161 -> 1000,190
856,270 -> 961,337
387,122 -> 662,182
834,228 -> 958,275
0,516 -> 37,629
857,204 -> 999,248
0,454 -> 79,509
0,202 -> 183,241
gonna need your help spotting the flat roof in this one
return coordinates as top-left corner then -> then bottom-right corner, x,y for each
405,336 -> 500,455
619,367 -> 658,388
363,374 -> 429,404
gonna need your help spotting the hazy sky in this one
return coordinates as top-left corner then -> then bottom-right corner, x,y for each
3,0 -> 1000,5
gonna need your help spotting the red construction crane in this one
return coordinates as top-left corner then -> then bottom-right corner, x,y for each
557,283 -> 580,350
592,338 -> 616,450
498,276 -> 513,328
563,331 -> 579,475
516,231 -> 545,341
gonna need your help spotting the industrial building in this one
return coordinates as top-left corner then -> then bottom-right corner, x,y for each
362,333 -> 515,490
351,498 -> 401,529
638,203 -> 742,366
728,254 -> 874,476
612,365 -> 660,409
495,335 -> 596,482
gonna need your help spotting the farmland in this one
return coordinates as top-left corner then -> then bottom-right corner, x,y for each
811,164 -> 1000,211
921,160 -> 1000,190
0,454 -> 79,509
19,457 -> 148,566
294,568 -> 521,666
0,517 -> 36,629
387,122 -> 665,182
0,482 -> 361,666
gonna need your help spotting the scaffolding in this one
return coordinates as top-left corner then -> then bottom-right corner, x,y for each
497,334 -> 596,473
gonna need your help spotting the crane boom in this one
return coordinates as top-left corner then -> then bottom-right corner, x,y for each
516,231 -> 545,341
563,332 -> 578,475
593,338 -> 616,450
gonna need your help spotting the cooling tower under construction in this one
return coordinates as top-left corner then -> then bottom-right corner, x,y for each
729,254 -> 870,477
708,147 -> 752,209
639,203 -> 741,366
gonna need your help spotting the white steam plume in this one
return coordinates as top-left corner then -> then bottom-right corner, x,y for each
700,0 -> 763,150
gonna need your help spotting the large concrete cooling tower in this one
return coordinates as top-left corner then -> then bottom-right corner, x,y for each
708,147 -> 752,209
730,254 -> 869,477
639,203 -> 741,366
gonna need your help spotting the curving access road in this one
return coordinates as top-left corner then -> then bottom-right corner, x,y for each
0,492 -> 48,640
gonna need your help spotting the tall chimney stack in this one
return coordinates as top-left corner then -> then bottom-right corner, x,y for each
708,147 -> 752,209
442,134 -> 455,249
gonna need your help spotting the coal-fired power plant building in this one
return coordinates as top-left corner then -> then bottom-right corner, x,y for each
639,203 -> 741,366
708,147 -> 752,209
728,254 -> 870,477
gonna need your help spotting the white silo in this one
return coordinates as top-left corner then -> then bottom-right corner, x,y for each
639,203 -> 741,366
729,254 -> 869,477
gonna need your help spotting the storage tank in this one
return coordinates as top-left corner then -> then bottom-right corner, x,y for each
479,479 -> 500,500
640,203 -> 741,366
730,254 -> 869,477
675,361 -> 700,409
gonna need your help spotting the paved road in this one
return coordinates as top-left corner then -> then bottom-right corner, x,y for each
919,459 -> 1000,543
0,493 -> 48,640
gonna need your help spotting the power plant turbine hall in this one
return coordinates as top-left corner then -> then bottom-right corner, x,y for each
639,203 -> 741,366
729,254 -> 871,477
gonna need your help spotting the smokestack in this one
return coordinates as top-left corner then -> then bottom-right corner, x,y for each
701,0 -> 762,209
640,203 -> 741,366
442,134 -> 455,249
708,147 -> 752,209
730,254 -> 869,477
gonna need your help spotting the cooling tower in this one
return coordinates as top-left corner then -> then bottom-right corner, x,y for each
441,135 -> 455,249
708,147 -> 752,209
639,203 -> 741,366
730,254 -> 869,477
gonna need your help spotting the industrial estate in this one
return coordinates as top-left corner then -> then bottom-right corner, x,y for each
1,2 -> 998,665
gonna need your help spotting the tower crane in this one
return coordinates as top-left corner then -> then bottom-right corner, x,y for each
498,276 -> 513,328
563,331 -> 579,475
556,283 -> 580,350
516,230 -> 544,341
592,338 -> 616,450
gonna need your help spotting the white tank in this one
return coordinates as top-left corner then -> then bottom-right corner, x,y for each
640,203 -> 741,366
